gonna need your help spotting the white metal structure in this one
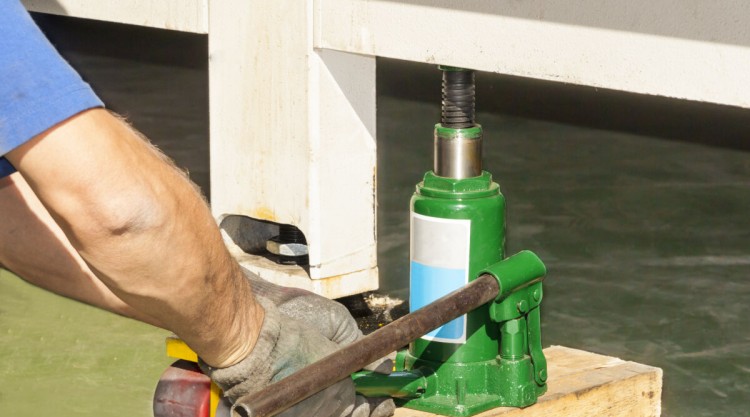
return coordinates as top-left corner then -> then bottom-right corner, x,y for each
23,0 -> 750,298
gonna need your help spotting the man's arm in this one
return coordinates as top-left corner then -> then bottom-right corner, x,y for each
6,108 -> 262,367
0,171 -> 163,327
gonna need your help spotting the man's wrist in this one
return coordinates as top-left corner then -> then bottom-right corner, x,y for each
202,286 -> 266,368
199,295 -> 281,400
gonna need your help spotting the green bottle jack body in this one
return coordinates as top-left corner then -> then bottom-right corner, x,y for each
409,168 -> 504,366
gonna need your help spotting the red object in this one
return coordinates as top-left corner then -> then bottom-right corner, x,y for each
153,360 -> 211,417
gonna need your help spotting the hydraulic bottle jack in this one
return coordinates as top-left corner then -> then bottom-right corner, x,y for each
231,67 -> 548,417
390,66 -> 547,416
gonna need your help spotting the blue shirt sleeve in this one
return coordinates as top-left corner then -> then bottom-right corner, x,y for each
0,0 -> 104,177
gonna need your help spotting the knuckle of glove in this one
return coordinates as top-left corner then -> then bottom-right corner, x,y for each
350,396 -> 396,417
277,297 -> 362,347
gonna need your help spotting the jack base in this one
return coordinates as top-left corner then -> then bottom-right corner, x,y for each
397,352 -> 547,417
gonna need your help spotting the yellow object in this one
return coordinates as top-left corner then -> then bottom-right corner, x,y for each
166,335 -> 198,362
166,336 -> 221,417
210,383 -> 222,417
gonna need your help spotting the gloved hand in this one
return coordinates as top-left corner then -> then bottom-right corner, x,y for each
240,266 -> 393,374
200,296 -> 394,417
220,231 -> 391,371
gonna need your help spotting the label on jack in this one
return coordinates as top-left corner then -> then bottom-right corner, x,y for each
409,212 -> 470,344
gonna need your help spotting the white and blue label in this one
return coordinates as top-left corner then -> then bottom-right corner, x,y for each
410,212 -> 471,344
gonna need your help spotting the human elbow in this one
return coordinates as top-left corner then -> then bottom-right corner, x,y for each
75,189 -> 168,243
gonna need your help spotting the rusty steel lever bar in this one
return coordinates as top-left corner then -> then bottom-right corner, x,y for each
232,274 -> 501,417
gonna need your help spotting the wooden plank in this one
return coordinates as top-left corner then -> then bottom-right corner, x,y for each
22,0 -> 208,33
316,0 -> 750,108
393,346 -> 662,417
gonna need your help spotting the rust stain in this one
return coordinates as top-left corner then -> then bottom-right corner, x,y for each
250,206 -> 277,222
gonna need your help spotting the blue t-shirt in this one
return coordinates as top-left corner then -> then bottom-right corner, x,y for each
0,0 -> 103,177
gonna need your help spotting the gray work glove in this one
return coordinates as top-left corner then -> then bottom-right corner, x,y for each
240,266 -> 393,374
200,296 -> 394,417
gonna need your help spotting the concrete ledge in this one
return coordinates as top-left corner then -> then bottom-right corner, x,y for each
394,346 -> 662,417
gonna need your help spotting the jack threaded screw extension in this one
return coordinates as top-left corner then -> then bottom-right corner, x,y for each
441,68 -> 475,128
434,66 -> 482,178
279,224 -> 306,245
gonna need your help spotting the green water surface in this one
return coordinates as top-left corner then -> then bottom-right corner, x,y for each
0,271 -> 171,416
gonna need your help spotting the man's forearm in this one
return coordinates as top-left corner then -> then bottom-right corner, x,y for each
0,172 -> 164,327
6,109 -> 262,367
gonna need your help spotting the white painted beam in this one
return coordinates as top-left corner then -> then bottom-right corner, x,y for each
209,0 -> 378,297
22,0 -> 208,33
316,0 -> 750,108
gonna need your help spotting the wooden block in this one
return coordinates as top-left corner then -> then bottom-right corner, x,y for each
394,346 -> 662,417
